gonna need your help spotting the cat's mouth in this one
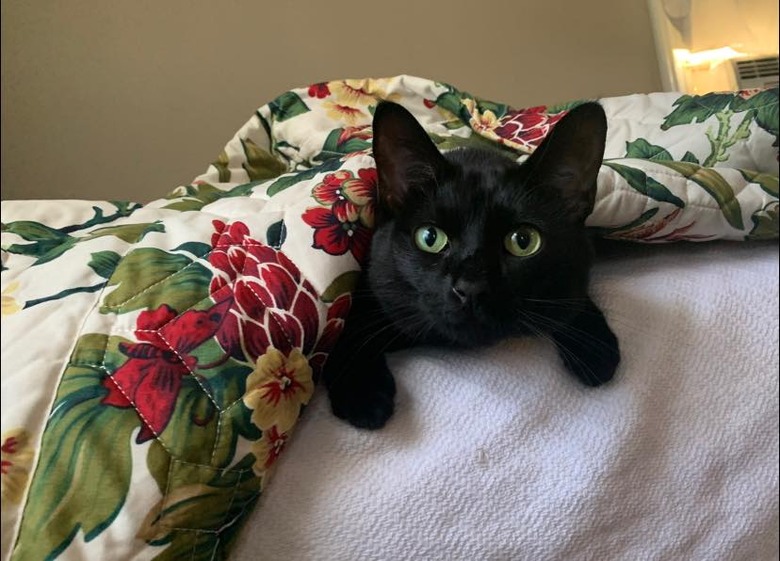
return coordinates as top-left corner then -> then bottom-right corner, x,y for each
435,300 -> 507,347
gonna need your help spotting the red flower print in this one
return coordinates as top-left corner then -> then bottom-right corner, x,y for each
208,220 -> 322,362
308,293 -> 351,380
737,88 -> 761,100
302,168 -> 376,264
302,207 -> 372,263
605,208 -> 714,243
494,106 -> 566,149
308,82 -> 331,99
101,300 -> 230,443
311,169 -> 375,223
644,223 -> 715,243
337,125 -> 372,145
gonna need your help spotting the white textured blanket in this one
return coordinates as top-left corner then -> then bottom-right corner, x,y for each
233,240 -> 779,561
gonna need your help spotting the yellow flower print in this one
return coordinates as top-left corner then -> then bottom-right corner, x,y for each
243,348 -> 314,432
323,78 -> 402,125
250,425 -> 289,477
323,101 -> 368,126
2,280 -> 22,316
330,79 -> 381,107
1,428 -> 34,504
462,98 -> 499,133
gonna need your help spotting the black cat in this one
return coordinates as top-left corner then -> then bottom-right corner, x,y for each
323,101 -> 620,429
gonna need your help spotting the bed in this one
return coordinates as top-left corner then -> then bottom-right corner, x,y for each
1,75 -> 778,560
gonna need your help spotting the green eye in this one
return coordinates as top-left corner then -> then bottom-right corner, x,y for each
414,225 -> 449,253
505,226 -> 542,257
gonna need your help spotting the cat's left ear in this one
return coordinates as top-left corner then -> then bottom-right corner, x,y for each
372,101 -> 447,217
524,102 -> 607,222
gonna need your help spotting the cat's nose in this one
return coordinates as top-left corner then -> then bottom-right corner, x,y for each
451,279 -> 487,305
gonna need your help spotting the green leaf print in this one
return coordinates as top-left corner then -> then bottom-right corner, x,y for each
100,248 -> 212,314
140,463 -> 261,560
3,220 -> 78,265
475,98 -> 508,119
660,90 -> 775,164
172,241 -> 213,258
624,138 -> 673,161
702,110 -> 754,167
732,88 -> 779,145
212,150 -> 231,183
163,182 -> 263,212
656,161 -> 745,230
163,183 -> 229,212
23,282 -> 107,310
433,90 -> 468,118
318,128 -> 372,158
154,380 -> 219,464
4,219 -> 164,266
147,440 -> 171,492
56,202 -> 143,235
3,220 -> 67,242
266,220 -> 287,249
604,162 -> 685,208
240,138 -> 288,181
321,270 -> 361,303
268,91 -> 310,122
88,250 -> 122,279
739,169 -> 779,197
83,222 -> 165,243
13,334 -> 138,561
661,92 -> 734,129
753,90 -> 779,146
592,207 -> 660,236
746,201 -> 779,240
266,157 -> 343,198
29,237 -> 78,266
168,357 -> 257,467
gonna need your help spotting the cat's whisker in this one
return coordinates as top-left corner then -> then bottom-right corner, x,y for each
524,302 -> 637,336
520,313 -> 603,386
326,307 -> 433,388
519,308 -> 618,358
517,312 -> 602,386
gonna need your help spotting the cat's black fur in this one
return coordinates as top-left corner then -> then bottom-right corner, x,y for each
323,101 -> 620,429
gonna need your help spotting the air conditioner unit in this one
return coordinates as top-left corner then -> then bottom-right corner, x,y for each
731,55 -> 779,89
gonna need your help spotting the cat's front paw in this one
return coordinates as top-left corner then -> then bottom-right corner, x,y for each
327,358 -> 396,430
558,336 -> 620,387
552,305 -> 620,387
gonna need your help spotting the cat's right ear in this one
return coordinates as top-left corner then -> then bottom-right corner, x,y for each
372,102 -> 446,215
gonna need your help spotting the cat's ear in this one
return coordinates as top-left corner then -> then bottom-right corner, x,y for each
372,101 -> 446,215
524,102 -> 607,222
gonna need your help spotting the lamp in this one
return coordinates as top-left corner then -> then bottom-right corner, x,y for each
648,0 -> 779,93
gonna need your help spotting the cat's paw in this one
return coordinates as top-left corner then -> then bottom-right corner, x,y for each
558,337 -> 620,387
327,359 -> 397,430
553,307 -> 620,387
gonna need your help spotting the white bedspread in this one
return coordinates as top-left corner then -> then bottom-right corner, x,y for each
233,240 -> 779,561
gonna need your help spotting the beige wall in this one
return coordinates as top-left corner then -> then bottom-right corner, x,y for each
1,1 -> 662,202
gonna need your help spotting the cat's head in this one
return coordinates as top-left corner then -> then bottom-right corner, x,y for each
369,101 -> 607,347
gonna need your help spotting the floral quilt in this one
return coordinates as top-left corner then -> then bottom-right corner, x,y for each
1,75 -> 777,560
